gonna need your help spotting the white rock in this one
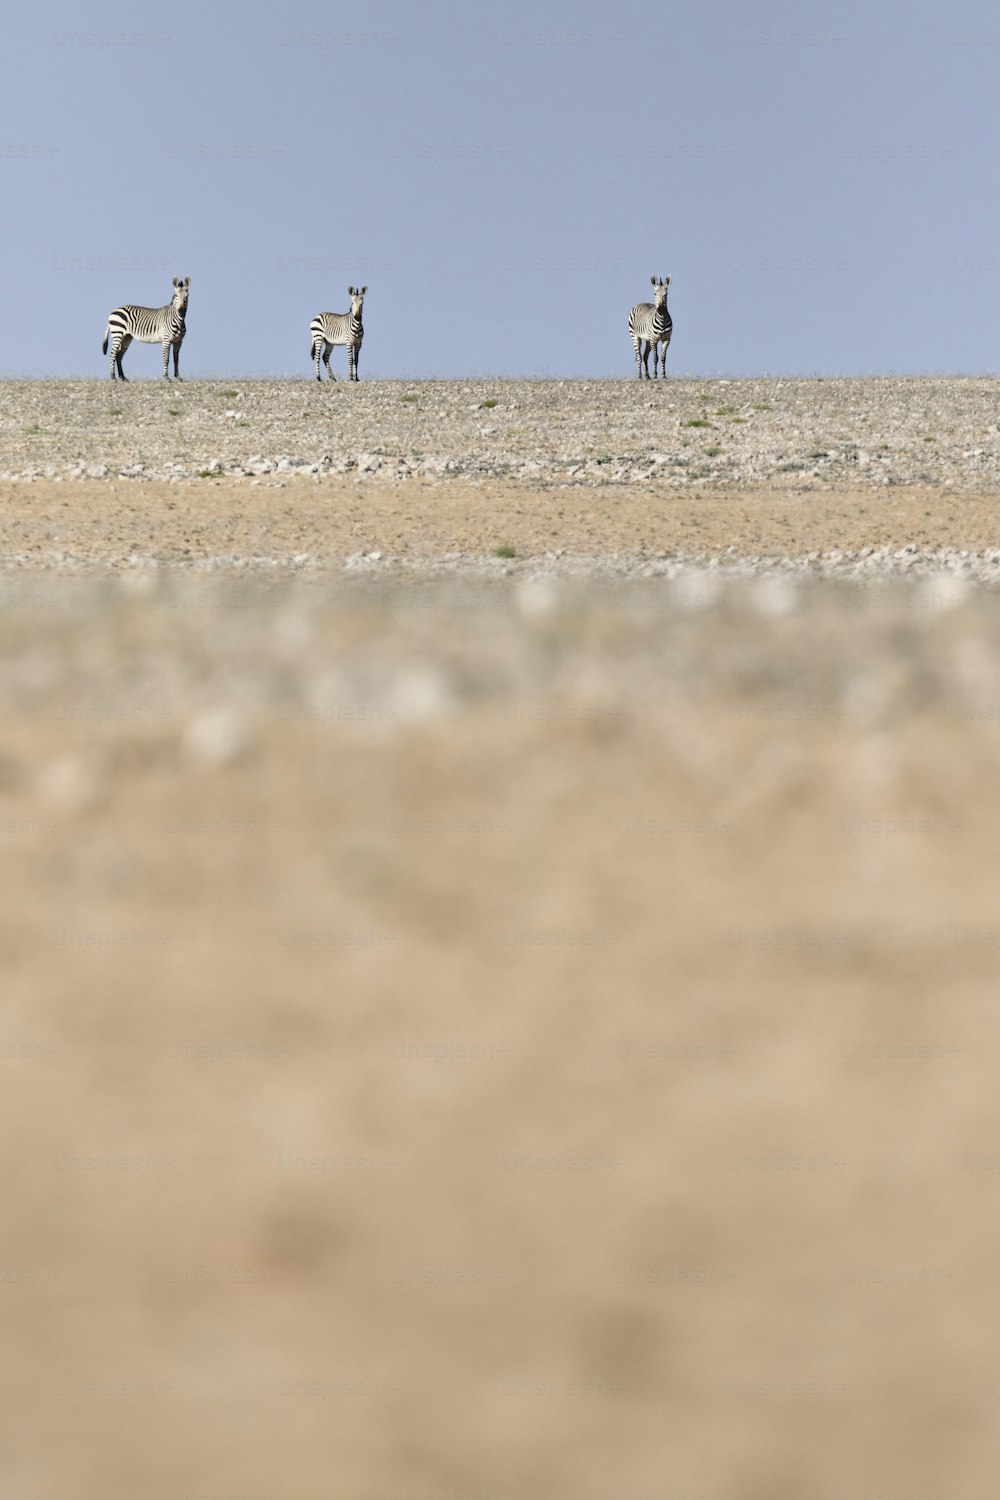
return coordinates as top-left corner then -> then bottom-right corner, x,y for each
37,753 -> 103,812
181,706 -> 251,768
516,577 -> 559,619
921,573 -> 968,611
386,666 -> 454,723
674,570 -> 721,610
753,576 -> 798,616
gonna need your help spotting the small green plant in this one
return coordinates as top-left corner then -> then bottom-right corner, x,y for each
400,394 -> 418,403
682,419 -> 714,429
923,435 -> 936,442
809,451 -> 829,459
220,389 -> 239,399
479,398 -> 499,409
715,405 -> 737,415
752,403 -> 772,410
24,424 -> 43,434
168,409 -> 182,417
109,407 -> 123,417
197,469 -> 220,479
705,446 -> 722,457
495,544 -> 516,559
729,417 -> 747,423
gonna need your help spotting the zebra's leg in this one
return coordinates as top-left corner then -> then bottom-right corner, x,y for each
350,343 -> 360,381
173,341 -> 183,381
323,343 -> 337,381
639,339 -> 650,379
116,334 -> 131,382
632,335 -> 643,379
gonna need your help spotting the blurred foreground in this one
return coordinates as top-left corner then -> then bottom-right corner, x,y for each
3,572 -> 1000,1500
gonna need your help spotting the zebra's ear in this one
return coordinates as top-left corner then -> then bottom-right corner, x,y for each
651,276 -> 657,286
360,286 -> 367,295
665,275 -> 671,286
173,277 -> 179,287
348,285 -> 354,296
184,276 -> 190,286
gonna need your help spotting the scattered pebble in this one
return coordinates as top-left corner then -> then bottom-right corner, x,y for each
0,378 -> 995,493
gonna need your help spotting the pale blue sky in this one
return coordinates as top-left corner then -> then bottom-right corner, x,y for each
3,0 -> 997,377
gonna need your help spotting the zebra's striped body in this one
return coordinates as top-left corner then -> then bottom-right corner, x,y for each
629,275 -> 672,379
102,276 -> 190,380
310,286 -> 366,380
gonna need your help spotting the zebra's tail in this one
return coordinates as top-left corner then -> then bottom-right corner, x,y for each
102,325 -> 110,356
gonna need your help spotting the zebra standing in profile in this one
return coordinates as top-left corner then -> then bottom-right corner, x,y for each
102,276 -> 190,381
628,275 -> 672,379
310,286 -> 366,381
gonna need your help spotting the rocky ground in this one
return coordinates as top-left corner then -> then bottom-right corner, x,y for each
1,375 -> 997,491
3,381 -> 1000,1500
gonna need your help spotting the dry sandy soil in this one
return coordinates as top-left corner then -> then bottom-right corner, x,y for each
3,381 -> 1000,1500
0,474 -> 998,576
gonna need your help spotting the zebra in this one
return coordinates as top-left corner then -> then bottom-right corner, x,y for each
628,275 -> 672,379
102,276 -> 190,381
310,286 -> 366,381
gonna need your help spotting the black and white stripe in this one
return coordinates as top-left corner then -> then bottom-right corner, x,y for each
102,276 -> 190,381
628,275 -> 672,379
310,285 -> 366,381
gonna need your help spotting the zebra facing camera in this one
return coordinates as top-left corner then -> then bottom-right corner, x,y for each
311,286 -> 367,381
102,275 -> 190,381
631,274 -> 673,379
100,271 -> 674,381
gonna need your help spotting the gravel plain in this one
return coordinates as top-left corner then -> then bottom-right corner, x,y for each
0,375 -> 998,579
3,375 -> 998,491
4,379 -> 1000,1500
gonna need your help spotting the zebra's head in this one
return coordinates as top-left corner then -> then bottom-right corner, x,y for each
650,275 -> 671,310
172,276 -> 190,314
347,285 -> 367,319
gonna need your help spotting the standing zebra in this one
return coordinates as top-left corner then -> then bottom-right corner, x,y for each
102,277 -> 190,381
310,286 -> 366,381
628,275 -> 672,379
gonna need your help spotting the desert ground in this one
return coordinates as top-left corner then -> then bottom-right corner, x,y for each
4,379 -> 1000,1500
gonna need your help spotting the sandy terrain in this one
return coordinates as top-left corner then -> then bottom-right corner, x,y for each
0,475 -> 999,578
3,381 -> 1000,1500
